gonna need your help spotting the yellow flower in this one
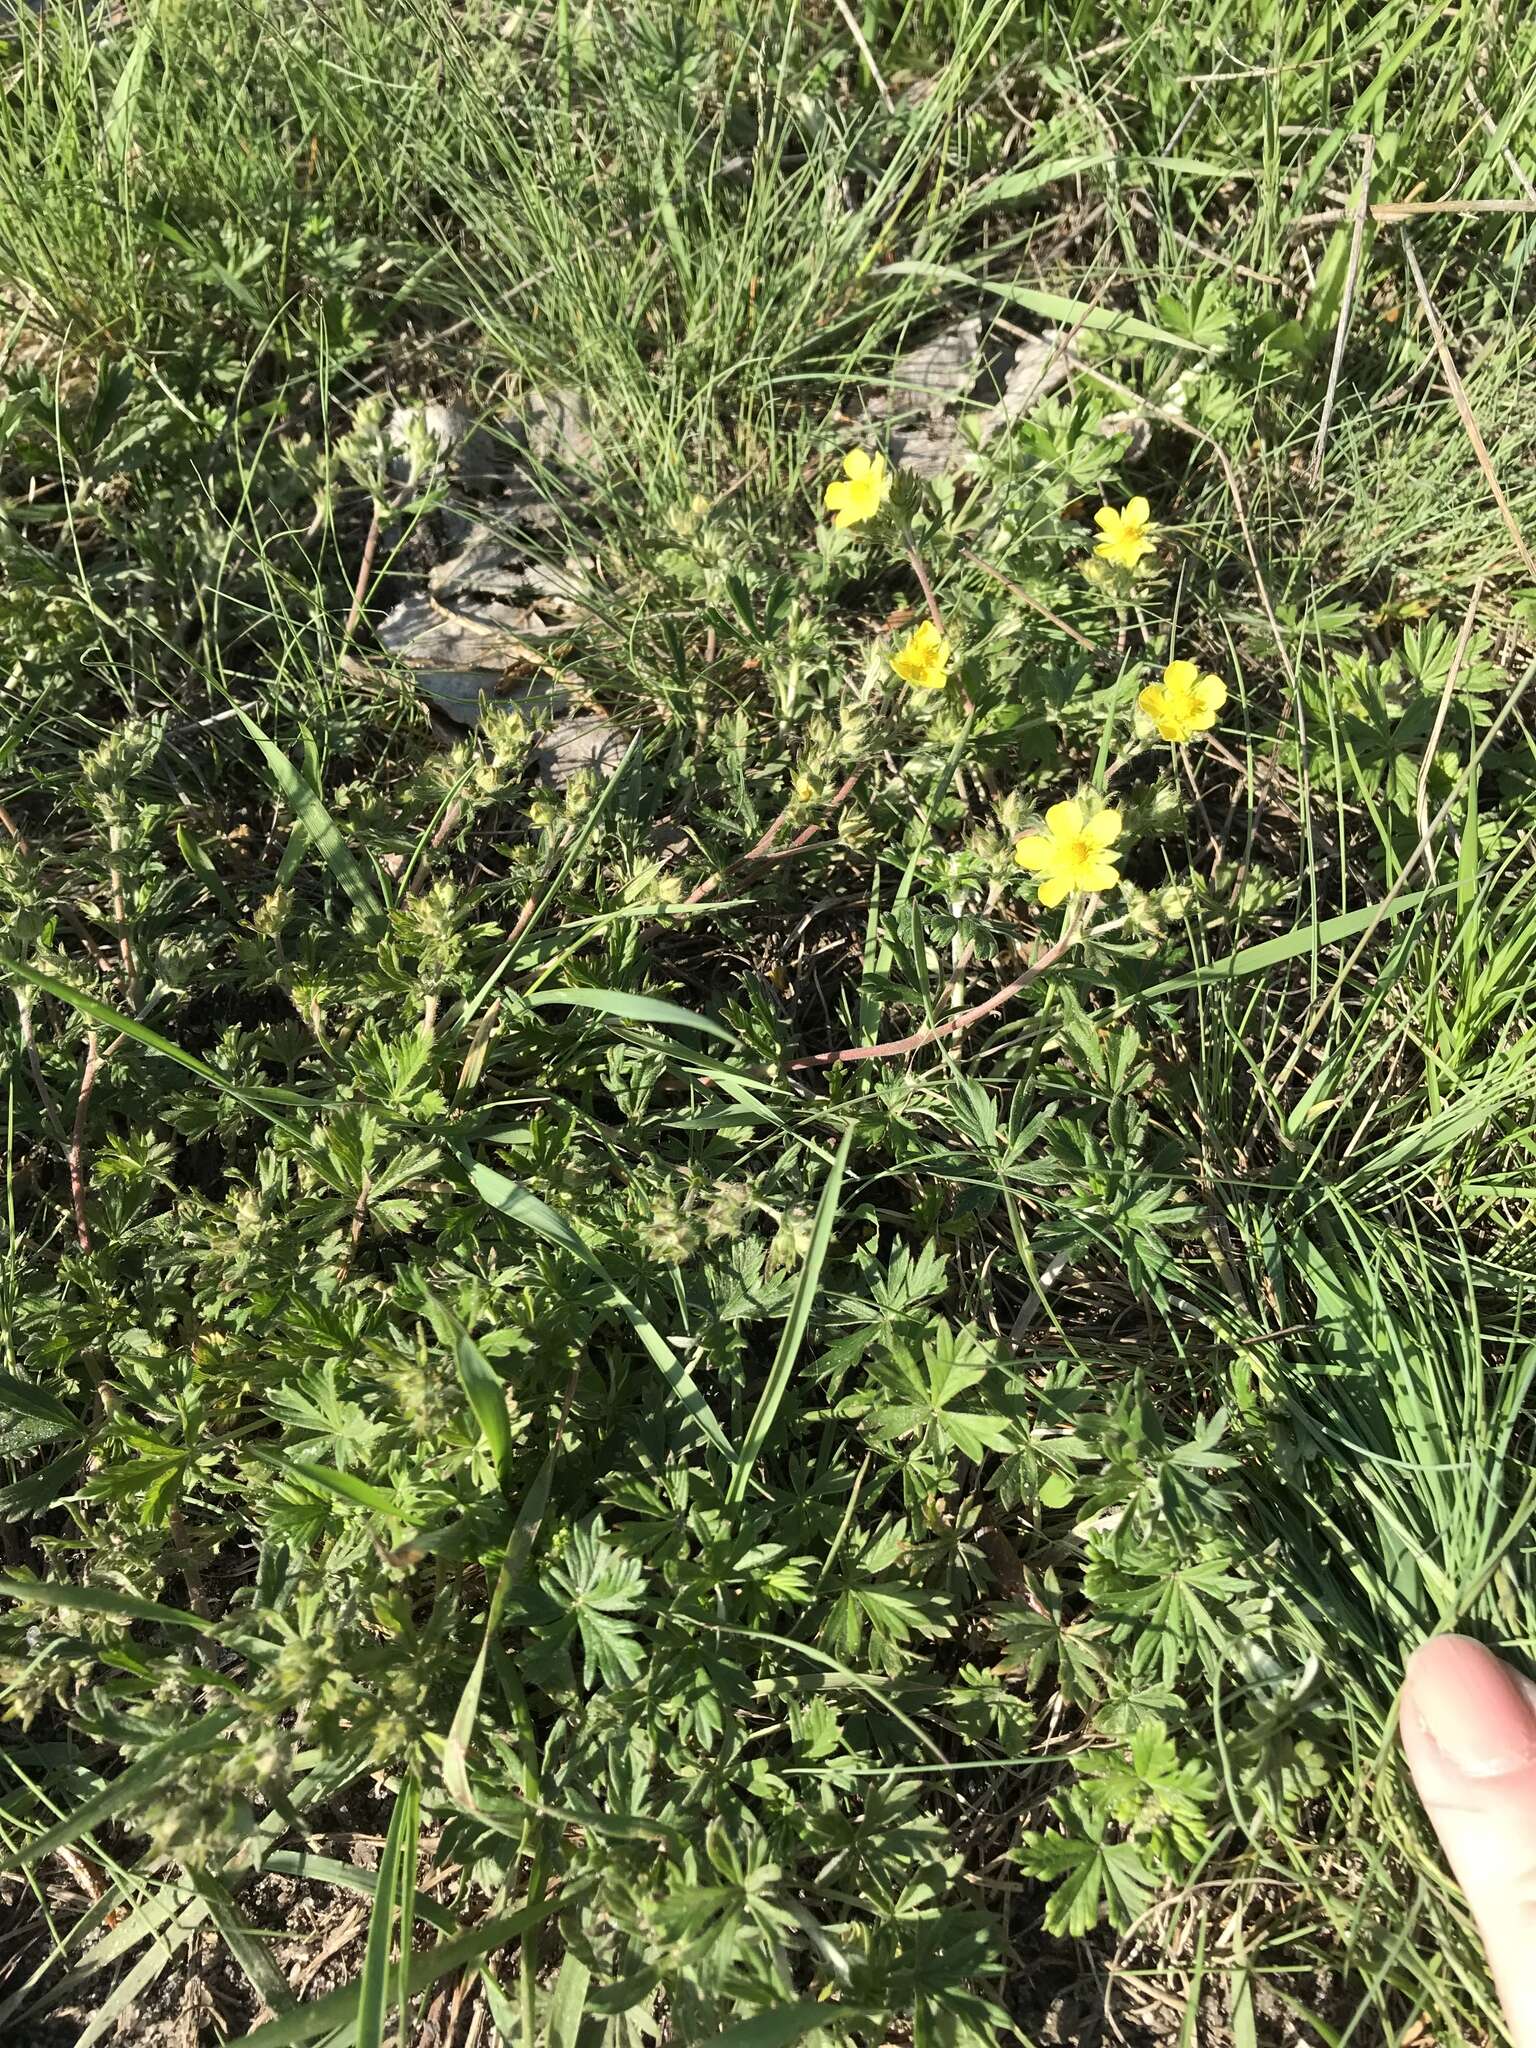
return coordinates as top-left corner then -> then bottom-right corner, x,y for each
1014,799 -> 1123,908
1138,660 -> 1227,743
889,619 -> 951,692
792,771 -> 819,804
824,449 -> 891,529
1092,495 -> 1156,571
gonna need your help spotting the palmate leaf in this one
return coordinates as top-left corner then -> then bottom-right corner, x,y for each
864,1320 -> 1016,1463
818,1580 -> 953,1670
1015,1795 -> 1157,1937
994,1597 -> 1110,1710
539,1518 -> 648,1688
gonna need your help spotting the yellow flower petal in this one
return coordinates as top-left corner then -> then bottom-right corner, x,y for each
1093,505 -> 1120,533
1044,799 -> 1085,841
824,479 -> 852,512
1014,833 -> 1056,872
1194,675 -> 1227,716
889,619 -> 950,689
1077,857 -> 1121,893
1082,808 -> 1122,851
1038,875 -> 1071,908
1124,495 -> 1151,527
844,449 -> 872,481
1162,659 -> 1200,691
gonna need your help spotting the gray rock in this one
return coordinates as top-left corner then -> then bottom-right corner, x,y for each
532,713 -> 630,787
377,591 -> 568,671
388,399 -> 473,462
429,528 -> 590,606
858,316 -> 1078,476
520,386 -> 595,469
975,330 -> 1076,440
887,317 -> 985,405
415,669 -> 501,726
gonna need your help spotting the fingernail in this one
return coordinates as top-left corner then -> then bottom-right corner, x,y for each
1405,1634 -> 1536,1778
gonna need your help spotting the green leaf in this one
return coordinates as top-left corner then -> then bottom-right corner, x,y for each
883,260 -> 1211,353
422,1294 -> 513,1487
357,1775 -> 419,2048
1039,1471 -> 1075,1511
235,710 -> 381,919
229,1887 -> 585,2047
1016,1820 -> 1155,1937
469,1162 -> 731,1458
527,986 -> 739,1043
726,1126 -> 851,1505
0,1373 -> 83,1438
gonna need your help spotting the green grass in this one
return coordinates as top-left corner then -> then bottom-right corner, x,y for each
4,0 -> 1536,2040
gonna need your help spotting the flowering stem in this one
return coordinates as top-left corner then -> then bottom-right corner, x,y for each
961,547 -> 1098,652
788,900 -> 1087,1071
341,498 -> 384,647
903,530 -> 946,638
686,767 -> 864,907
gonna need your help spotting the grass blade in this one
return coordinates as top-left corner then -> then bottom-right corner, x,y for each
546,1950 -> 593,2048
699,2001 -> 857,2048
1143,888 -> 1444,996
243,1449 -> 411,1519
726,1126 -> 851,1505
442,1440 -> 560,1811
469,1162 -> 732,1457
235,710 -> 381,919
0,1707 -> 241,1874
883,259 -> 1212,352
230,1886 -> 586,2048
4,962 -> 305,1125
0,1575 -> 205,1632
422,1292 -> 513,1487
526,986 -> 739,1043
356,1775 -> 418,2048
191,1871 -> 298,2019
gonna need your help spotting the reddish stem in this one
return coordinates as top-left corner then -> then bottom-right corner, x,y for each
961,546 -> 1098,652
904,535 -> 946,638
686,767 -> 864,907
341,499 -> 385,646
787,909 -> 1083,1072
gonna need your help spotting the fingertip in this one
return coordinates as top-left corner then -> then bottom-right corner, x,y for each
1403,1634 -> 1536,1782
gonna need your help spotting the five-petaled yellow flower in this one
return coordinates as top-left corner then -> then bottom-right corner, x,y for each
1138,660 -> 1227,743
824,449 -> 891,529
1014,799 -> 1123,908
889,619 -> 951,692
1093,495 -> 1156,571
